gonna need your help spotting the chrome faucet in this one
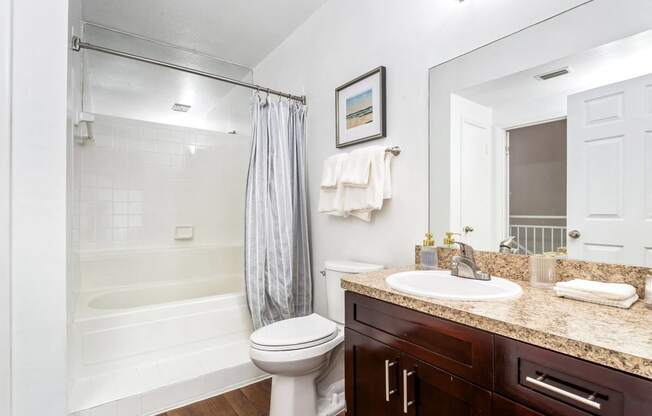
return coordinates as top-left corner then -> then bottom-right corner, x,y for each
451,242 -> 491,281
499,236 -> 518,254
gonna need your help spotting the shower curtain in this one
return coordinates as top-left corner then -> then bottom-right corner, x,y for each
245,94 -> 312,329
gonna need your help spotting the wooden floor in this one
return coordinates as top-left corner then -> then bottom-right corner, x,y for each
159,378 -> 272,416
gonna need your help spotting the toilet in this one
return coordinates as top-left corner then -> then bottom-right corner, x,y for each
249,260 -> 384,416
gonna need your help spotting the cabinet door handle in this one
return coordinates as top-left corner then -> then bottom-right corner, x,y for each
402,369 -> 415,414
525,375 -> 601,410
384,360 -> 398,402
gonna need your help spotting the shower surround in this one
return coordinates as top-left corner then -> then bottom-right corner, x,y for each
69,114 -> 264,415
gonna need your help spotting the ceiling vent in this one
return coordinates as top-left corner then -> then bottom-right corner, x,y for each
172,103 -> 191,112
534,66 -> 571,81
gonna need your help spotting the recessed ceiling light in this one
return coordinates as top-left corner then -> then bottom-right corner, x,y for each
172,103 -> 191,112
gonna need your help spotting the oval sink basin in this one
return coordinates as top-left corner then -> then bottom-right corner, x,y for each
386,270 -> 522,301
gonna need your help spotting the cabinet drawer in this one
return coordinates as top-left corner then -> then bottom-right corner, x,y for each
495,335 -> 652,416
493,394 -> 545,416
345,292 -> 493,388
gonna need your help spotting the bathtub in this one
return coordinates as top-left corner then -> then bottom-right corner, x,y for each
75,276 -> 251,365
70,276 -> 265,414
88,276 -> 244,310
70,245 -> 265,415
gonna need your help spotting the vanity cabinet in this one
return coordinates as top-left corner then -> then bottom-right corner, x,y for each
344,292 -> 652,416
401,353 -> 491,415
346,328 -> 491,416
345,329 -> 401,416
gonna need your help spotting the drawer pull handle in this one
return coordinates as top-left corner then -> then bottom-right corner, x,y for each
403,369 -> 415,414
384,360 -> 397,402
525,375 -> 601,410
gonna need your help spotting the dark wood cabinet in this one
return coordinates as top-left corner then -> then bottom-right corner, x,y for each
401,354 -> 491,416
495,335 -> 652,416
345,292 -> 652,416
345,288 -> 493,388
493,395 -> 545,416
345,329 -> 401,416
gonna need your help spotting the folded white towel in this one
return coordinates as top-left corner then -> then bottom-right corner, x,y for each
554,279 -> 636,300
320,154 -> 347,190
340,146 -> 379,187
554,287 -> 639,309
318,146 -> 394,222
343,147 -> 387,216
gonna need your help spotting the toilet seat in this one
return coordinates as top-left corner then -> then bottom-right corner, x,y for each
250,313 -> 338,352
249,325 -> 344,364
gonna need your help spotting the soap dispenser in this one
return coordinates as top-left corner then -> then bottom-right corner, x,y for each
420,232 -> 438,270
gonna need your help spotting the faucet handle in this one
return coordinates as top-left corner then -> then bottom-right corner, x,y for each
456,242 -> 475,263
444,231 -> 461,247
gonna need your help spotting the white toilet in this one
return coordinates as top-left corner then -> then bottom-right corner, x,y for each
249,260 -> 384,416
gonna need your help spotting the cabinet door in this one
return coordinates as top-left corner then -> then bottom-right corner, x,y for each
345,329 -> 401,416
400,354 -> 491,416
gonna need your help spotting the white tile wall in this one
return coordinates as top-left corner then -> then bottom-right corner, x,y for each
76,114 -> 251,252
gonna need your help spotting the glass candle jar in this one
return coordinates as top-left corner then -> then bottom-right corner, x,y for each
529,254 -> 558,289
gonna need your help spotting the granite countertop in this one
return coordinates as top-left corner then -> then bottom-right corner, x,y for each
341,266 -> 652,380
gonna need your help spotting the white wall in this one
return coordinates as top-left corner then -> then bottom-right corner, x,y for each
254,0 -> 590,315
11,0 -> 69,414
0,0 -> 12,413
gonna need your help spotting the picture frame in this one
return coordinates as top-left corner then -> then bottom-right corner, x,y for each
335,66 -> 386,148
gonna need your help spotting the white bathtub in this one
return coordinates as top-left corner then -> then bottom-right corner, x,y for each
75,277 -> 250,365
88,277 -> 244,310
70,246 -> 264,415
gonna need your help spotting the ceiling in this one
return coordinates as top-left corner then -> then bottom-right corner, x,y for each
82,0 -> 328,68
458,29 -> 652,127
81,0 -> 327,132
82,24 -> 253,133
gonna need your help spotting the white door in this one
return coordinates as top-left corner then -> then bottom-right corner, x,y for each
567,73 -> 652,266
450,94 -> 494,250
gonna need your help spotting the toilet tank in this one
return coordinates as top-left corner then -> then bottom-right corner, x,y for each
324,260 -> 384,324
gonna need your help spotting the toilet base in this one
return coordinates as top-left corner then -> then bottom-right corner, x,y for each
269,372 -> 319,416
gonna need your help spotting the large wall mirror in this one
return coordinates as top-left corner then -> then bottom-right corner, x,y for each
429,0 -> 652,266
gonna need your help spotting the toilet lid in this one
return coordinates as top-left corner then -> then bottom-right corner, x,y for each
250,313 -> 337,351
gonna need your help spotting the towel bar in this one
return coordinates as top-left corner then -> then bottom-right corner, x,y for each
386,146 -> 401,156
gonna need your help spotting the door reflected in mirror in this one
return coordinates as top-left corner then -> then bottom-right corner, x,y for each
429,7 -> 652,267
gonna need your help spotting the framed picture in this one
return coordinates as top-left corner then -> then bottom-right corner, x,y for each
335,66 -> 386,148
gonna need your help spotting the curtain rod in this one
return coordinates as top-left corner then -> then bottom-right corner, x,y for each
71,36 -> 307,105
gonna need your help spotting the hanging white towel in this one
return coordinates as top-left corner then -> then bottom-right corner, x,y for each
318,190 -> 344,217
318,146 -> 395,222
383,152 -> 394,199
343,147 -> 386,216
339,146 -> 378,187
554,279 -> 636,300
320,154 -> 347,190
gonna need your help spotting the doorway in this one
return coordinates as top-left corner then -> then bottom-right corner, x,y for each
506,119 -> 568,254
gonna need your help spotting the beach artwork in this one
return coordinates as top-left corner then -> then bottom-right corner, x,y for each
346,89 -> 373,129
335,66 -> 386,148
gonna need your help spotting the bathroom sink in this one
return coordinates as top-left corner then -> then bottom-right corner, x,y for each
385,270 -> 522,301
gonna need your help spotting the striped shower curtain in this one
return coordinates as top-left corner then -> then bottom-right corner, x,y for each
244,94 -> 312,329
